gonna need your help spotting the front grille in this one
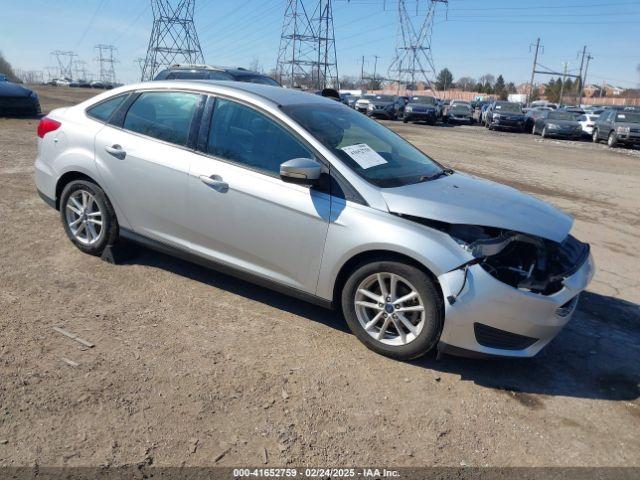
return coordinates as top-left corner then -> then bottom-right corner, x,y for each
474,323 -> 538,350
556,295 -> 579,318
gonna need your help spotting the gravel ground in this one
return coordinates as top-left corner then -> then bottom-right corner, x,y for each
0,86 -> 639,469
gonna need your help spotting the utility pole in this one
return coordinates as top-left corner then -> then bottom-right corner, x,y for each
373,55 -> 379,85
142,0 -> 205,81
95,45 -> 118,86
579,53 -> 593,106
360,55 -> 365,89
276,0 -> 339,90
559,62 -> 568,105
389,0 -> 448,93
527,38 -> 541,106
51,51 -> 77,80
576,45 -> 587,104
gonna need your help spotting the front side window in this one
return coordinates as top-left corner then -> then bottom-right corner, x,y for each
207,98 -> 313,175
123,91 -> 201,146
282,103 -> 443,188
86,94 -> 128,122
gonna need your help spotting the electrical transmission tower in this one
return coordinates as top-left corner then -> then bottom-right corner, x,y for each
389,0 -> 447,92
141,0 -> 205,81
95,45 -> 118,85
276,0 -> 339,90
74,60 -> 90,81
51,51 -> 77,80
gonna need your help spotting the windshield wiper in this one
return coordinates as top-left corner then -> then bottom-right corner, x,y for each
419,168 -> 454,182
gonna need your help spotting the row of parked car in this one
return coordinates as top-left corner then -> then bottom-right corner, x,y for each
343,92 -> 640,149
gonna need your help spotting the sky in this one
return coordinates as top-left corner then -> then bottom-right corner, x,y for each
1,0 -> 639,88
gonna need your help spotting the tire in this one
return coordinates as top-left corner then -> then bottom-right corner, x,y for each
402,117 -> 408,123
532,123 -> 537,135
541,126 -> 548,138
341,261 -> 443,360
592,129 -> 599,143
60,179 -> 119,256
607,131 -> 619,148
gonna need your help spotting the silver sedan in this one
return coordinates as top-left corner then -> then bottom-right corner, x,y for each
34,81 -> 594,360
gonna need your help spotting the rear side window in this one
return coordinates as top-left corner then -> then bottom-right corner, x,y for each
123,91 -> 201,146
207,98 -> 312,176
86,94 -> 128,122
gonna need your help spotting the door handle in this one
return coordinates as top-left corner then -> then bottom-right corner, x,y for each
104,144 -> 126,159
199,174 -> 229,192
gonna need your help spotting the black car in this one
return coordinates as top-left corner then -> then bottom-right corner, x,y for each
532,110 -> 582,139
154,64 -> 280,86
485,101 -> 525,131
0,78 -> 41,117
443,104 -> 472,124
366,95 -> 405,120
402,95 -> 438,124
524,107 -> 553,133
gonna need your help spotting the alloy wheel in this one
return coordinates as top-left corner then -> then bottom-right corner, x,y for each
64,189 -> 104,246
354,272 -> 425,346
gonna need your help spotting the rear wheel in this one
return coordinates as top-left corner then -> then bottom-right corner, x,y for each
60,180 -> 118,256
341,261 -> 443,360
607,131 -> 619,148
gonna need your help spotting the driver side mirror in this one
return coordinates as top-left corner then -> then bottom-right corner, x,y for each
280,158 -> 322,186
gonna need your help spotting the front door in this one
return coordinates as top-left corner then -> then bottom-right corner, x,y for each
186,98 -> 331,294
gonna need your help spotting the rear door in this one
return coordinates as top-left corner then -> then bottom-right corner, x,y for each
94,90 -> 204,246
186,97 -> 331,294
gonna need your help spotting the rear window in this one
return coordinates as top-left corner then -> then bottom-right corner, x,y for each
86,94 -> 128,122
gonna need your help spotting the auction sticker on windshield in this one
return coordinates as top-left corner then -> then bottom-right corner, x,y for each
341,143 -> 388,169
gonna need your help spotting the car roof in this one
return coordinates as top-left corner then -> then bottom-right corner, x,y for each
114,80 -> 338,108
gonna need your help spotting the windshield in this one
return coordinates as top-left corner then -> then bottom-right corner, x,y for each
548,111 -> 576,120
451,105 -> 469,113
361,94 -> 376,100
283,103 -> 443,188
495,102 -> 522,113
616,112 -> 640,123
375,95 -> 395,102
410,96 -> 436,105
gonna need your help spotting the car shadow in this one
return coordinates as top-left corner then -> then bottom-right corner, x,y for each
412,290 -> 640,401
121,244 -> 639,401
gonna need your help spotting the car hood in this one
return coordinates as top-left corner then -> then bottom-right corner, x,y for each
381,172 -> 573,243
0,81 -> 34,98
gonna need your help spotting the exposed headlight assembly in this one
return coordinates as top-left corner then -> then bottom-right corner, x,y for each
405,106 -> 413,112
616,126 -> 630,134
395,215 -> 589,296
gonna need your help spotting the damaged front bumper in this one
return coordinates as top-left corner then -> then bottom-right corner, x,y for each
437,251 -> 595,358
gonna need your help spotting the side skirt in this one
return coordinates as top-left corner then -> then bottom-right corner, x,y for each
119,228 -> 334,310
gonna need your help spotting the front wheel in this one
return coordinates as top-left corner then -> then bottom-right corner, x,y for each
541,126 -> 548,138
592,129 -> 600,143
341,261 -> 443,360
608,131 -> 619,148
60,179 -> 119,256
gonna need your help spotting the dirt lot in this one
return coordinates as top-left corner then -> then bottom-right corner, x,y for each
1,86 -> 639,469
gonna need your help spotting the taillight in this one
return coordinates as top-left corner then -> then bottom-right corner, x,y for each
37,117 -> 61,139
